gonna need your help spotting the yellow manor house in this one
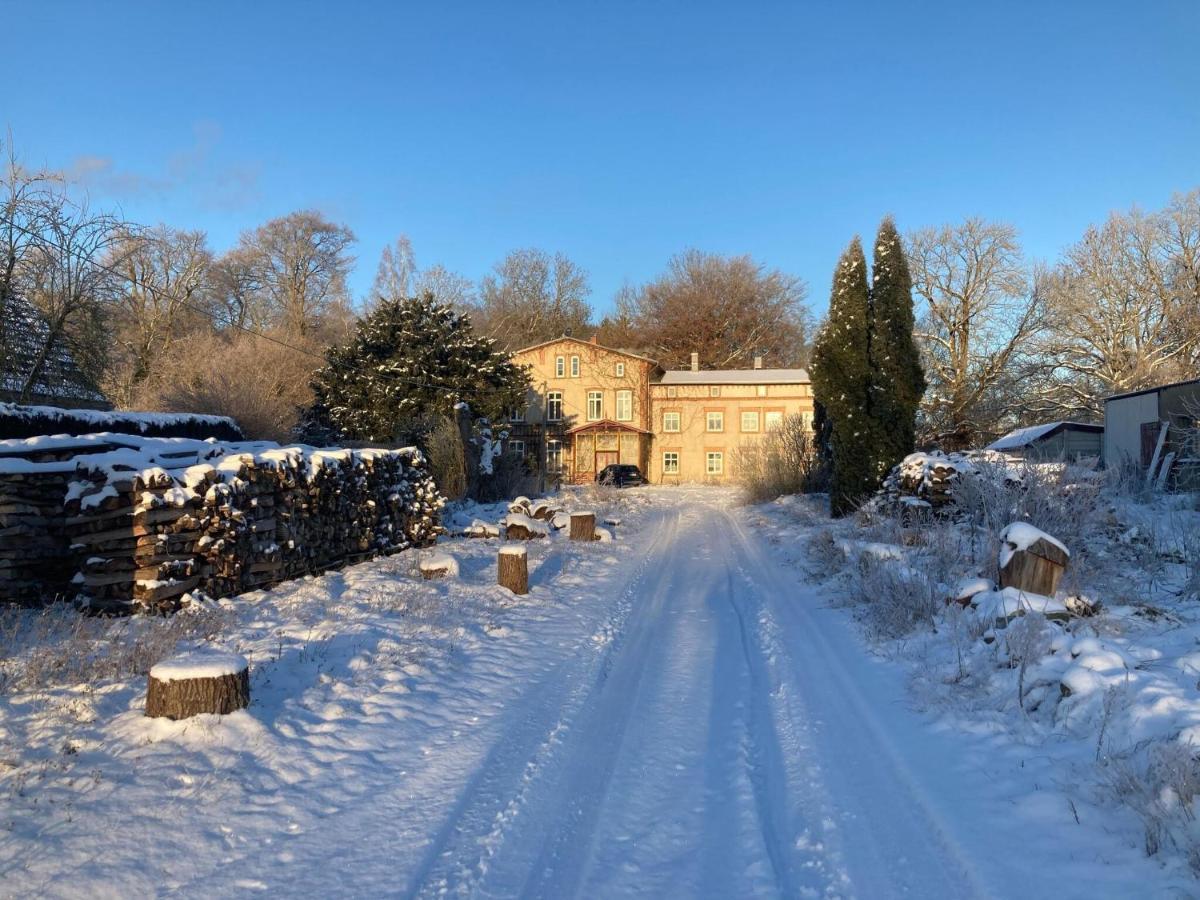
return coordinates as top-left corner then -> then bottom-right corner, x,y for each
508,336 -> 814,484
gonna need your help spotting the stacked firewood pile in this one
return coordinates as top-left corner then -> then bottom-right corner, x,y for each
875,451 -> 977,512
0,437 -> 444,613
0,467 -> 74,604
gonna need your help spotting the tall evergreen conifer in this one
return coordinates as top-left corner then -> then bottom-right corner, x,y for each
811,238 -> 881,516
868,217 -> 926,476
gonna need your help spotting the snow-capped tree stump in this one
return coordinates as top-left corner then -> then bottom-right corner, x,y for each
569,511 -> 596,542
998,523 -> 1069,597
530,501 -> 557,521
146,650 -> 250,720
501,513 -> 548,540
419,552 -> 458,580
497,545 -> 528,595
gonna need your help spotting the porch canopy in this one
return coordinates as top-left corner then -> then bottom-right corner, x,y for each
564,420 -> 650,482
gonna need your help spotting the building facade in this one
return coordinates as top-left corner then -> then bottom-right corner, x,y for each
509,337 -> 814,484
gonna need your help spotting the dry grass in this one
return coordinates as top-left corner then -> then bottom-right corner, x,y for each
0,601 -> 233,696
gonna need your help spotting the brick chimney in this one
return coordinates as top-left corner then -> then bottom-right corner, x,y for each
753,355 -> 763,369
690,352 -> 699,372
590,335 -> 598,344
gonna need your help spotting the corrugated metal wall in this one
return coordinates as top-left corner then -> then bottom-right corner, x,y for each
1104,392 -> 1158,466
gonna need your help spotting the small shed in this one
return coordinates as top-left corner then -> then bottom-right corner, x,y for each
986,421 -> 1103,462
1104,378 -> 1200,489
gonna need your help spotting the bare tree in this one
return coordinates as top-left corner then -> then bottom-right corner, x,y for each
906,219 -> 1043,447
414,263 -> 475,309
1035,200 -> 1200,417
369,235 -> 417,304
105,226 -> 213,407
228,210 -> 355,337
18,197 -> 125,401
620,250 -> 810,369
206,245 -> 263,331
475,248 -> 592,349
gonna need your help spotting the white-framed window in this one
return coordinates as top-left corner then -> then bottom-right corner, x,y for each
616,390 -> 632,421
509,439 -> 525,456
757,385 -> 768,397
764,411 -> 784,431
706,451 -> 724,475
547,439 -> 563,473
666,386 -> 677,398
570,355 -> 580,377
662,451 -> 680,475
615,362 -> 625,377
555,355 -> 565,378
710,386 -> 721,398
706,411 -> 724,432
546,392 -> 563,421
741,411 -> 760,432
587,391 -> 603,420
662,411 -> 681,432
509,405 -> 525,422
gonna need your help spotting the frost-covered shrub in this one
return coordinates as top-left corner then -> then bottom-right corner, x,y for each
952,458 -> 1105,578
848,553 -> 939,640
1101,742 -> 1200,864
804,528 -> 845,578
735,415 -> 829,503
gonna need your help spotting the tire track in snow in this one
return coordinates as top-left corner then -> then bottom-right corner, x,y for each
404,509 -> 682,899
724,511 -> 993,899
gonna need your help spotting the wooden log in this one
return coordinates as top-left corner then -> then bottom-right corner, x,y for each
998,524 -> 1069,597
569,511 -> 596,542
146,651 -> 250,719
497,545 -> 528,595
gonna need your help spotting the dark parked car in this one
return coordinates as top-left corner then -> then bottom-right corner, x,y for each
597,464 -> 644,487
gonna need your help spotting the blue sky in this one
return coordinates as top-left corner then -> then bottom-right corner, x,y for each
4,1 -> 1198,317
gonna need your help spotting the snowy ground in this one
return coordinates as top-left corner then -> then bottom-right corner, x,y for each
1,485 -> 1196,898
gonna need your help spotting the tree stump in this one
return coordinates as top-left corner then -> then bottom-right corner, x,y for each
146,650 -> 250,720
502,513 -> 547,540
998,522 -> 1069,596
569,511 -> 596,542
530,501 -> 557,521
419,552 -> 457,580
498,546 -> 528,595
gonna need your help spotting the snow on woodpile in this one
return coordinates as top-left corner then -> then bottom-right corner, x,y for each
0,401 -> 244,442
875,451 -> 977,511
0,435 -> 444,611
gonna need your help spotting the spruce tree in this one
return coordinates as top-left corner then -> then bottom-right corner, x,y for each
868,217 -> 926,477
811,238 -> 881,516
302,294 -> 530,443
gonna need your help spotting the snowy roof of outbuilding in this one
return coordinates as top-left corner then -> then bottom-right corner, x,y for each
658,368 -> 810,386
986,421 -> 1102,451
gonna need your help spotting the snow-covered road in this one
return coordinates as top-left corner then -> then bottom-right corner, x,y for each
5,489 -> 1169,898
398,500 -> 988,898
